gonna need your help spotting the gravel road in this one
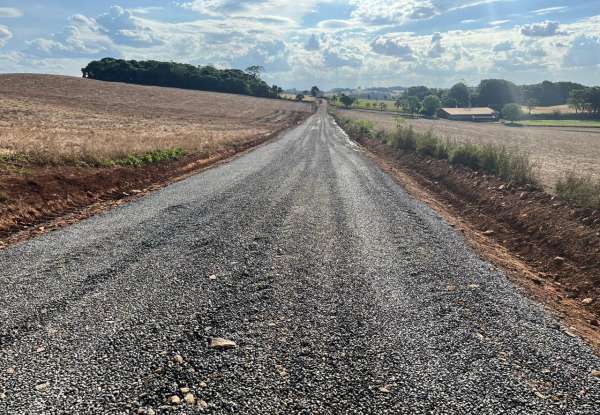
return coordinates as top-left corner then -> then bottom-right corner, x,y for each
1,107 -> 599,414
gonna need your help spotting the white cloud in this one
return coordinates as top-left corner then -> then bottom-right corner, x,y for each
564,35 -> 600,67
96,6 -> 162,47
371,34 -> 416,60
0,7 -> 22,18
493,40 -> 514,52
428,32 -> 444,58
0,25 -> 12,48
305,34 -> 320,51
521,20 -> 563,37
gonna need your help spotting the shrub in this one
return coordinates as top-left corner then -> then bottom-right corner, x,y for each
416,131 -> 438,157
502,103 -> 523,123
450,143 -> 481,169
555,172 -> 600,209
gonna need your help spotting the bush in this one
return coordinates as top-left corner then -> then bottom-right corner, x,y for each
502,103 -> 523,122
555,173 -> 600,209
450,143 -> 481,169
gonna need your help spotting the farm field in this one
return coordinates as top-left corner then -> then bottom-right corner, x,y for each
336,108 -> 600,190
334,99 -> 402,112
521,104 -> 575,115
0,74 -> 310,165
0,74 -> 311,236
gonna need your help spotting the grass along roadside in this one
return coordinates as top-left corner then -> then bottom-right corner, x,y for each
336,114 -> 600,209
336,116 -> 539,186
518,119 -> 600,128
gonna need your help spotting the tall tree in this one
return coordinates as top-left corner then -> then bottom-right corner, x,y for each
448,83 -> 470,107
477,79 -> 521,110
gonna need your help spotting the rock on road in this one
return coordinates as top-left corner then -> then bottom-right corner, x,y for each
1,107 -> 599,414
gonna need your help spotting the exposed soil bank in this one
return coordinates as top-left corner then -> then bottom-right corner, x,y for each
342,127 -> 600,351
0,113 -> 308,246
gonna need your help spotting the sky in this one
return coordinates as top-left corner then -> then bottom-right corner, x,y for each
1,1 -> 600,90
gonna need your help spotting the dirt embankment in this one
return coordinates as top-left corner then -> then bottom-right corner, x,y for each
348,132 -> 600,350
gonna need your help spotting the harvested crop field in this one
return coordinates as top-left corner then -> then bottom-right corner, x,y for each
337,108 -> 600,190
0,74 -> 311,239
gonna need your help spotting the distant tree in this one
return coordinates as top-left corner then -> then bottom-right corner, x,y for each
245,65 -> 265,78
339,94 -> 355,109
502,103 -> 523,123
82,58 -> 281,98
365,102 -> 371,109
379,102 -> 388,112
404,86 -> 431,100
296,94 -> 305,101
394,99 -> 402,110
331,95 -> 338,103
405,96 -> 422,115
526,98 -> 538,115
568,89 -> 586,114
477,79 -> 521,110
422,95 -> 442,117
442,97 -> 458,108
448,82 -> 470,107
311,86 -> 321,97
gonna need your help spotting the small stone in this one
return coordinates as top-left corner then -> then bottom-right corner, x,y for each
590,319 -> 599,327
447,284 -> 456,292
198,381 -> 208,388
582,298 -> 593,305
0,393 -> 5,400
208,274 -> 217,280
519,192 -> 528,200
483,230 -> 495,236
378,385 -> 392,393
173,354 -> 184,364
467,284 -> 480,289
35,382 -> 50,392
180,387 -> 190,394
131,189 -> 142,194
208,337 -> 237,350
198,400 -> 209,410
6,367 -> 15,375
591,370 -> 600,378
147,410 -> 155,415
168,395 -> 181,405
553,256 -> 566,265
184,393 -> 196,405
36,346 -> 46,353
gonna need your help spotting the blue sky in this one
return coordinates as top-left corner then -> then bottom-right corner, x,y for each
1,1 -> 600,89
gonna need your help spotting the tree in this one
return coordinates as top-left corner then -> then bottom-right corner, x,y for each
502,103 -> 523,123
526,98 -> 538,115
404,86 -> 431,100
477,79 -> 521,110
295,94 -> 305,101
448,82 -> 470,107
442,97 -> 458,108
245,65 -> 265,78
405,96 -> 421,115
568,89 -> 586,114
394,99 -> 402,110
331,95 -> 338,103
422,95 -> 442,117
339,94 -> 355,108
379,102 -> 388,112
310,86 -> 321,98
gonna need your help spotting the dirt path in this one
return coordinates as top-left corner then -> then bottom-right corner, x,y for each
1,107 -> 599,414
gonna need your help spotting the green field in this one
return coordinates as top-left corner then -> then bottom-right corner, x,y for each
518,119 -> 600,128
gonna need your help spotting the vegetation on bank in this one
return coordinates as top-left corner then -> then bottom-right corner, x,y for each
82,58 -> 283,98
517,119 -> 600,128
556,173 -> 600,209
336,117 -> 538,186
336,114 -> 600,209
0,148 -> 186,168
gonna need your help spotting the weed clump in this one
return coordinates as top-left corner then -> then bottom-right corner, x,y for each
556,173 -> 600,209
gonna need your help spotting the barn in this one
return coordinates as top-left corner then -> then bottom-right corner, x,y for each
438,107 -> 497,122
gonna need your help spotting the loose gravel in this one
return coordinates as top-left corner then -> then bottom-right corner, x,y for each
0,107 -> 599,414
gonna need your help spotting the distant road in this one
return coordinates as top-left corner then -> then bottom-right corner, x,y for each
1,106 -> 599,414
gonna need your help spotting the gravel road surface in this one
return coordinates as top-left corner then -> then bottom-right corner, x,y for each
1,107 -> 599,414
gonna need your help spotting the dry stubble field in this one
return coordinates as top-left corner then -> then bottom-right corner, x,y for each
337,108 -> 600,190
0,74 -> 311,238
0,74 -> 310,164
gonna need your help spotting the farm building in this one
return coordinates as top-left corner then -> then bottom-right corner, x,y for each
439,107 -> 497,122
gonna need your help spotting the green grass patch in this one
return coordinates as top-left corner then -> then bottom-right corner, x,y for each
111,148 -> 186,168
518,119 -> 600,128
555,173 -> 600,209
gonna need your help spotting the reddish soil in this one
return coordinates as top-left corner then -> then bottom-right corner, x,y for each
0,116 -> 307,246
351,133 -> 600,351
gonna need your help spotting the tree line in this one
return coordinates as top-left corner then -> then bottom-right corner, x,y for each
81,58 -> 283,99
